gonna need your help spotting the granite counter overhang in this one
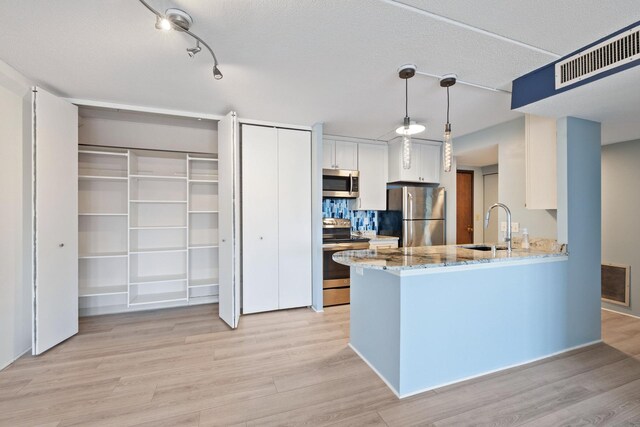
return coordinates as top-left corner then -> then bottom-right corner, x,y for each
332,245 -> 568,273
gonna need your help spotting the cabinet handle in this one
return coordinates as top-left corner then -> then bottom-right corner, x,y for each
59,243 -> 64,247
221,239 -> 226,243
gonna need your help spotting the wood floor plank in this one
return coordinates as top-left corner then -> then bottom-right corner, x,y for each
1,305 -> 640,426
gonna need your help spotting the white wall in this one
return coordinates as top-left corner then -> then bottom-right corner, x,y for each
455,118 -> 557,240
601,139 -> 640,317
0,61 -> 31,369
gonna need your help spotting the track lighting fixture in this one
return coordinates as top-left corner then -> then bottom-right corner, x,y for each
187,41 -> 202,58
395,64 -> 425,170
439,74 -> 457,173
139,0 -> 223,80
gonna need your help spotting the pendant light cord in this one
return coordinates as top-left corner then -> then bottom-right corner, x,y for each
405,78 -> 409,118
446,86 -> 450,124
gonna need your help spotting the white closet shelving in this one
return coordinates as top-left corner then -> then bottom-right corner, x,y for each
187,155 -> 220,305
78,147 -> 220,315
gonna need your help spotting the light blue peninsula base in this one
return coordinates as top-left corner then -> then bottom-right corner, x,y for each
348,256 -> 599,398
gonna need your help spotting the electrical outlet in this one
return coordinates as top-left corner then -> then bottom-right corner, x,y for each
500,221 -> 507,232
511,222 -> 520,233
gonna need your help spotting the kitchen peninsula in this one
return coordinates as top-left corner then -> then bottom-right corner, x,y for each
332,245 -> 594,398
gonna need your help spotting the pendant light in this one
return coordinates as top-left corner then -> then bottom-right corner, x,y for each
395,64 -> 425,169
440,74 -> 457,173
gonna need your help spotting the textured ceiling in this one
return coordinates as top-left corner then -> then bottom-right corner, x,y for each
0,0 -> 638,142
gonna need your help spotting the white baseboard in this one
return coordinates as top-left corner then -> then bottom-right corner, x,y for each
349,339 -> 602,399
311,305 -> 324,313
602,307 -> 640,320
0,347 -> 31,372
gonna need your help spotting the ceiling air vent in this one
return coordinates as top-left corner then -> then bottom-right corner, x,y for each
555,24 -> 640,89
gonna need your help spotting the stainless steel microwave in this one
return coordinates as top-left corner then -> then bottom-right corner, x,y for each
323,169 -> 359,198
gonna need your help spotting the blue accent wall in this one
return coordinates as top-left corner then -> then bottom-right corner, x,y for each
322,198 -> 379,231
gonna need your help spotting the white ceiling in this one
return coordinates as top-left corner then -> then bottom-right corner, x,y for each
456,144 -> 498,168
0,0 -> 638,142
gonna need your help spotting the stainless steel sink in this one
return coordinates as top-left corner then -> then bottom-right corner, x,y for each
461,245 -> 508,251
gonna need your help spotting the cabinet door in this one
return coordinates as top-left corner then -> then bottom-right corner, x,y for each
241,125 -> 279,314
388,140 -> 421,183
277,129 -> 312,309
420,144 -> 441,184
218,111 -> 240,328
30,87 -> 79,355
334,141 -> 358,170
357,143 -> 387,210
322,139 -> 335,169
525,114 -> 557,209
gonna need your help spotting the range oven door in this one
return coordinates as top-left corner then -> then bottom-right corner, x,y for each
322,169 -> 359,198
322,241 -> 369,306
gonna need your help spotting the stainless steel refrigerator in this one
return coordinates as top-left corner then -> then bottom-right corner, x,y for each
378,186 -> 446,247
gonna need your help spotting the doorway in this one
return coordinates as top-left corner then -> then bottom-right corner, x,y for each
456,170 -> 474,244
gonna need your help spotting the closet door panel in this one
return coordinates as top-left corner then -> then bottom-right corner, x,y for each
241,125 -> 279,314
32,87 -> 79,355
277,129 -> 312,309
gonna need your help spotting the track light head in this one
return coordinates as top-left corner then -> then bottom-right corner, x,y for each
187,41 -> 202,58
155,16 -> 172,31
213,66 -> 223,80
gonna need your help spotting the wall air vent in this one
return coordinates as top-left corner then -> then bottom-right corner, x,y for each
555,24 -> 640,89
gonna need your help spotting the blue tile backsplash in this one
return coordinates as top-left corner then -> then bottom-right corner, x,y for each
322,199 -> 379,231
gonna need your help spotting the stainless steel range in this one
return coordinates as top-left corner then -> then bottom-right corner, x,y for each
322,218 -> 369,306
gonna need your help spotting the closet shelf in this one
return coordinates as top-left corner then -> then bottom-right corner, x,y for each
189,295 -> 219,305
130,175 -> 188,181
189,210 -> 219,214
79,213 -> 127,216
79,251 -> 128,259
129,291 -> 188,306
79,175 -> 128,181
189,244 -> 219,250
130,274 -> 187,285
129,226 -> 187,230
130,200 -> 187,204
189,279 -> 219,288
130,247 -> 187,254
79,285 -> 128,297
188,157 -> 218,162
79,150 -> 128,157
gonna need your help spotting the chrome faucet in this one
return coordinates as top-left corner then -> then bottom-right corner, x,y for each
485,203 -> 512,253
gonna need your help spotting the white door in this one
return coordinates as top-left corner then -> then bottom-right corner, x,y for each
357,143 -> 387,210
242,125 -> 279,313
322,139 -> 335,169
30,87 -> 78,355
334,141 -> 358,170
218,111 -> 240,328
277,129 -> 312,309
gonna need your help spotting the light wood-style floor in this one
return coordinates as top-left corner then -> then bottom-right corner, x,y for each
2,306 -> 640,426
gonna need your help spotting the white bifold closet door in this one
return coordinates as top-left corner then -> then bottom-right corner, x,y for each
27,87 -> 79,355
218,111 -> 241,328
242,124 -> 312,314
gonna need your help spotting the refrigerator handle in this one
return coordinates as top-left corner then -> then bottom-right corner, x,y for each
407,193 -> 414,245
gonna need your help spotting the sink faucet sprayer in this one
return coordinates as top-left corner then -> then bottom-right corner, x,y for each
485,203 -> 512,254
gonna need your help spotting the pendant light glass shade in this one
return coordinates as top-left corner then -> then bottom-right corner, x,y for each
443,123 -> 452,173
402,134 -> 412,169
395,121 -> 425,136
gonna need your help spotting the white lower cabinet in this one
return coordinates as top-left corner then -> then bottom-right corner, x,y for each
241,124 -> 312,314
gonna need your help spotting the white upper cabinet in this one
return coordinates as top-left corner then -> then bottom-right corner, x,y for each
356,143 -> 388,210
525,114 -> 557,210
388,140 -> 441,184
323,139 -> 358,170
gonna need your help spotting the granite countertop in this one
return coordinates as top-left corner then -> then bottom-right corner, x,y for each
332,244 -> 567,271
